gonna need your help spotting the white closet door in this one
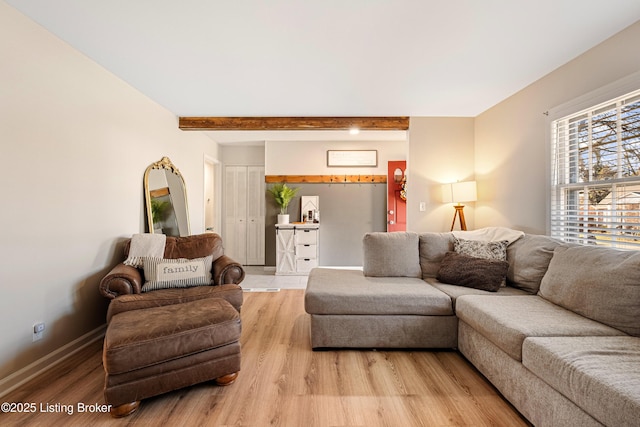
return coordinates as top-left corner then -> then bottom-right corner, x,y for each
224,166 -> 248,264
224,165 -> 265,266
246,166 -> 265,265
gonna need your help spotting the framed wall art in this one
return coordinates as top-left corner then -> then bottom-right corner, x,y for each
327,150 -> 377,167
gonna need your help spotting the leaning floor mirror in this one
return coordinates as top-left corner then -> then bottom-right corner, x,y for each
144,156 -> 191,237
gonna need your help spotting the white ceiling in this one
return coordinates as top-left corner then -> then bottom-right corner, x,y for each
7,1 -> 640,144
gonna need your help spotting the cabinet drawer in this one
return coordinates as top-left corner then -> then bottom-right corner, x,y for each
296,244 -> 317,258
296,257 -> 318,273
296,229 -> 318,245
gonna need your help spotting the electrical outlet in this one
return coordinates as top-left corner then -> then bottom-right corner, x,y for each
33,322 -> 45,342
419,201 -> 426,212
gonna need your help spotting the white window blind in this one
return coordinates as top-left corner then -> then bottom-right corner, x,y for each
550,88 -> 640,249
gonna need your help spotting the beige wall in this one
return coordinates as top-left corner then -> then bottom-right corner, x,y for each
475,20 -> 640,234
0,3 -> 219,388
407,117 -> 476,232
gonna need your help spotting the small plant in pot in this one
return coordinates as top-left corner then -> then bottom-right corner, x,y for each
267,183 -> 299,224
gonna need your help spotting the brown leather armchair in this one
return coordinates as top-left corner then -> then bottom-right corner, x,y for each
100,233 -> 244,299
99,233 -> 245,417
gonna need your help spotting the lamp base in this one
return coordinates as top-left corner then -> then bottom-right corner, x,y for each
450,205 -> 467,231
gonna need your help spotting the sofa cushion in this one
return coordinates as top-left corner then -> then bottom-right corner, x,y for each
506,234 -> 561,294
523,336 -> 640,427
125,233 -> 224,261
106,284 -> 243,323
436,251 -> 508,292
363,232 -> 421,278
305,268 -> 453,316
427,279 -> 529,309
418,232 -> 454,278
539,245 -> 640,337
456,295 -> 626,361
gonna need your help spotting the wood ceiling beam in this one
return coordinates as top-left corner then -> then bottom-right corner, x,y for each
178,116 -> 410,131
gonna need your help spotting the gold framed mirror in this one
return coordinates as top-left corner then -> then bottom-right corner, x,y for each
144,156 -> 191,236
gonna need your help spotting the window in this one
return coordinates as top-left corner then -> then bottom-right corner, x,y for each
550,88 -> 640,249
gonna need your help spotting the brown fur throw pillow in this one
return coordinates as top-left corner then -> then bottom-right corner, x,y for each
437,251 -> 509,292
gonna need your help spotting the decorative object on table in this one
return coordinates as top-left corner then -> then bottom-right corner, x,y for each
441,181 -> 477,231
300,196 -> 319,223
267,182 -> 299,224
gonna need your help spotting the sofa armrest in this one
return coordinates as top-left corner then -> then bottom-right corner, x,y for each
99,264 -> 143,299
213,255 -> 245,285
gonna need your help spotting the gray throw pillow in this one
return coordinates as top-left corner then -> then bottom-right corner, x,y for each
454,237 -> 508,260
437,251 -> 509,292
454,237 -> 509,286
363,232 -> 421,278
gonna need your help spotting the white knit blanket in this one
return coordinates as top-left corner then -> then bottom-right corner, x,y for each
452,226 -> 524,244
123,233 -> 167,268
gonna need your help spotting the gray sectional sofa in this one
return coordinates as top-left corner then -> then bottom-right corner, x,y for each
304,229 -> 640,427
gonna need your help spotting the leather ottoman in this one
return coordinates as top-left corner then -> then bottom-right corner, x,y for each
102,297 -> 241,417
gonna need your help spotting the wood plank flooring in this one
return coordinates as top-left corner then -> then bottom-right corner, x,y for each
2,290 -> 531,426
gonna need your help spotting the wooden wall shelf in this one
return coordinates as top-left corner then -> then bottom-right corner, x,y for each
265,175 -> 387,184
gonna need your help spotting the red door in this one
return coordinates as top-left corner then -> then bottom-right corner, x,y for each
387,161 -> 407,232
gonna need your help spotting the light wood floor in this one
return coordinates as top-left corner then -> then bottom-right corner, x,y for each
3,290 -> 531,426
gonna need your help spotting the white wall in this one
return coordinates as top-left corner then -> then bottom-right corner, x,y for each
475,20 -> 640,234
0,2 -> 219,386
407,117 -> 476,232
221,145 -> 266,166
265,140 -> 406,175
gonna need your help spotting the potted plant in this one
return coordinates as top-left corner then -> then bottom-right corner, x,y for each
267,183 -> 299,224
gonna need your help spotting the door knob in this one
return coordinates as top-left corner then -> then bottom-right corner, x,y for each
388,210 -> 394,215
388,220 -> 395,225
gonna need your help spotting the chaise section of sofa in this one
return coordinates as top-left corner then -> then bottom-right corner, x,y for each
305,267 -> 457,349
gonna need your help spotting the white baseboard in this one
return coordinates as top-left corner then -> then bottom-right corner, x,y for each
0,324 -> 106,398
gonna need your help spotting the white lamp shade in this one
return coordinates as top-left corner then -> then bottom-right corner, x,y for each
441,181 -> 477,204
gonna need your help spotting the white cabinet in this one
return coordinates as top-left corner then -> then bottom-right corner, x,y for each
275,224 -> 319,275
224,165 -> 265,265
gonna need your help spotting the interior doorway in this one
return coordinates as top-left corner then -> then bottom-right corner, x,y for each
204,156 -> 220,233
387,160 -> 407,232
